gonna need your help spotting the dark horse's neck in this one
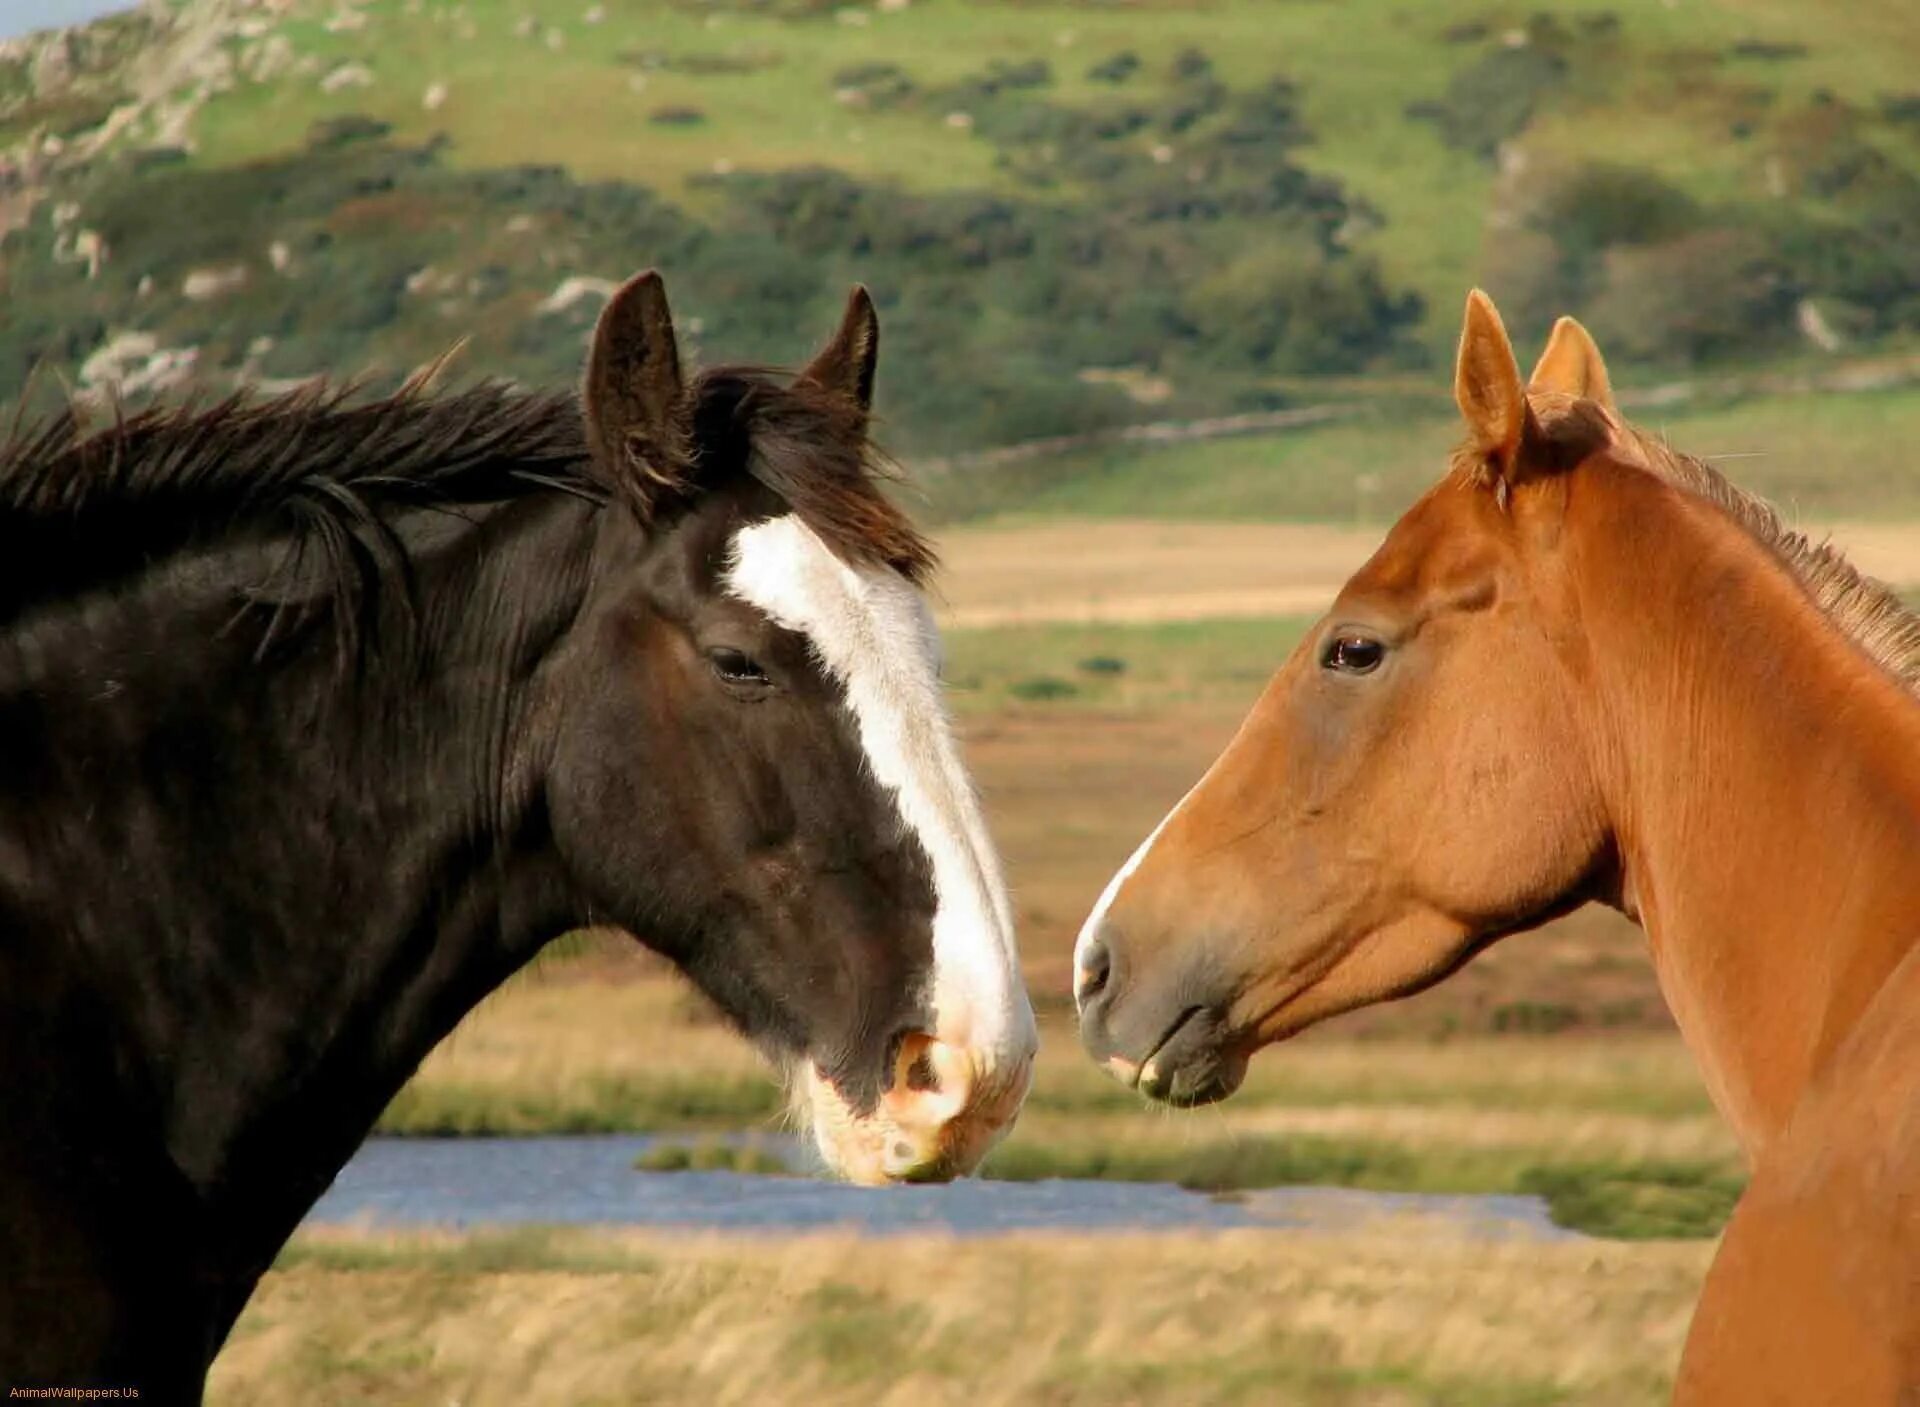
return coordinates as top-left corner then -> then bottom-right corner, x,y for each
0,486 -> 599,1392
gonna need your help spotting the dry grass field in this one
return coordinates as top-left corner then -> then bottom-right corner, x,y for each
931,517 -> 1920,629
212,1225 -> 1712,1407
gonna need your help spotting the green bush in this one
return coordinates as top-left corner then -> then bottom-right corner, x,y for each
1008,675 -> 1080,701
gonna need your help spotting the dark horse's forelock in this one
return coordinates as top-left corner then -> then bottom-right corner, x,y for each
0,364 -> 932,631
681,368 -> 934,584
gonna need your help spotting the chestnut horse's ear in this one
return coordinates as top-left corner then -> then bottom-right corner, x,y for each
583,270 -> 688,514
1454,289 -> 1530,478
1529,315 -> 1616,412
798,285 -> 880,422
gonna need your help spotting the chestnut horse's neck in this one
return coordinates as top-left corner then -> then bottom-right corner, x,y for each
1562,456 -> 1920,1156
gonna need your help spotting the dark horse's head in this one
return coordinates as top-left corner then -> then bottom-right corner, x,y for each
0,273 -> 1038,1392
550,275 -> 1034,1180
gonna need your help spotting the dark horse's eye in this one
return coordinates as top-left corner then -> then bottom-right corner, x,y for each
1322,635 -> 1386,675
708,647 -> 770,688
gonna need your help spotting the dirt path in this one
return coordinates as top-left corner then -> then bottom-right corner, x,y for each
936,518 -> 1920,628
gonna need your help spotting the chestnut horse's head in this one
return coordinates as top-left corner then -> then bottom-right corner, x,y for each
1075,292 -> 1625,1104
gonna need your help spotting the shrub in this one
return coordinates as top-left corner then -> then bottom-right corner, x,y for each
1009,675 -> 1079,701
1185,242 -> 1423,374
1587,227 -> 1794,363
1086,51 -> 1139,84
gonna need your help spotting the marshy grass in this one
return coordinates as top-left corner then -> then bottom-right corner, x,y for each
375,962 -> 792,1136
379,1072 -> 785,1136
634,1140 -> 794,1176
984,1138 -> 1740,1240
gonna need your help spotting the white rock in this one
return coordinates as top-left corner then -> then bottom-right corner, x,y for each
320,62 -> 373,92
81,331 -> 157,386
72,229 -> 106,279
1797,299 -> 1844,353
81,333 -> 201,398
182,264 -> 248,301
537,275 -> 619,314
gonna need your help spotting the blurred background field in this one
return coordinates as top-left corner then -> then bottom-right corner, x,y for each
10,0 -> 1920,1401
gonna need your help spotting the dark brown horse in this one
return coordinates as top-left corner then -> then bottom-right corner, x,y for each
1076,291 -> 1920,1402
0,273 -> 1035,1400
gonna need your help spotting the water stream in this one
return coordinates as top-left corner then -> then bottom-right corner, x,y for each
305,1135 -> 1575,1240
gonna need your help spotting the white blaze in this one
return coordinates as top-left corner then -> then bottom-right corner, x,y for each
1072,775 -> 1205,1011
725,515 -> 1034,1072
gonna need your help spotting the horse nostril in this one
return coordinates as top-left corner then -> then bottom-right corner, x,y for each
904,1045 -> 939,1093
1076,936 -> 1112,1007
888,1032 -> 967,1113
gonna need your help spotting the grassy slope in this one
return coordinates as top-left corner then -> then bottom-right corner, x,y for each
927,381 -> 1920,524
176,0 -> 1920,355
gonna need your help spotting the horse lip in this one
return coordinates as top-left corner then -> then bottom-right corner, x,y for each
1133,1004 -> 1209,1086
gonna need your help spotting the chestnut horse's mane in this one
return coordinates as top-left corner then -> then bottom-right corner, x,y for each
1616,416 -> 1920,693
1465,395 -> 1920,694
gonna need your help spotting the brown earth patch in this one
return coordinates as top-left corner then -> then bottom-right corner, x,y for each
934,517 -> 1920,627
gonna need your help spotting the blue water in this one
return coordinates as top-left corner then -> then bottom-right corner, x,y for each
303,1134 -> 1575,1241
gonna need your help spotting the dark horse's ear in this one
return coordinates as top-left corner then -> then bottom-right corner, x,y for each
798,286 -> 880,423
1454,288 -> 1533,485
583,270 -> 688,517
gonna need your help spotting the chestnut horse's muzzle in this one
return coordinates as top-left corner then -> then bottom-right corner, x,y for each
1076,921 -> 1248,1107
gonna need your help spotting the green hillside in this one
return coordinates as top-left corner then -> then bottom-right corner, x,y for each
5,0 -> 1920,460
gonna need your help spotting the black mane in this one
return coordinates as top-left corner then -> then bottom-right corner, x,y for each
0,366 -> 931,631
0,380 -> 591,626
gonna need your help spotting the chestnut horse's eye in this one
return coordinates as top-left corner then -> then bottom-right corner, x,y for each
708,647 -> 771,688
1322,635 -> 1385,675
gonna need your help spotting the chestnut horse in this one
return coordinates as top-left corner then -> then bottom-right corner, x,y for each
1075,291 -> 1920,1402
